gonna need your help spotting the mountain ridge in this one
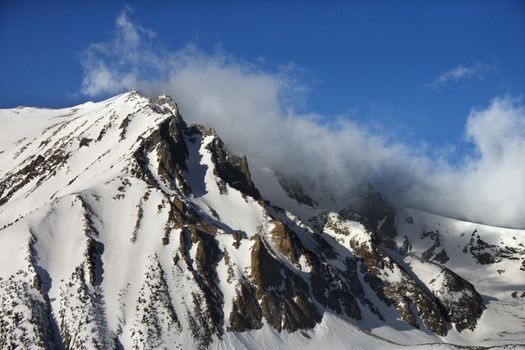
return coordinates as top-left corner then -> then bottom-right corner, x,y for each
0,92 -> 524,349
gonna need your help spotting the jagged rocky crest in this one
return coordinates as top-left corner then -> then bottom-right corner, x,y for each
0,92 -> 524,349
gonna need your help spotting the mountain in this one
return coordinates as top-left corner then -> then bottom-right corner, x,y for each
0,91 -> 524,349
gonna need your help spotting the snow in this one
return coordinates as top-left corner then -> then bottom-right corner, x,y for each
186,134 -> 267,237
324,212 -> 372,249
396,207 -> 525,297
213,312 -> 453,350
1,92 -> 524,349
396,208 -> 525,346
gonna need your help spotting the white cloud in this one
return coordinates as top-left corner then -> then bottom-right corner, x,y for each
80,9 -> 525,228
409,98 -> 525,227
80,8 -> 162,96
431,63 -> 494,86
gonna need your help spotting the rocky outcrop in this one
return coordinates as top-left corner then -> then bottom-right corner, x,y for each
463,230 -> 525,265
135,114 -> 191,193
0,150 -> 70,206
325,212 -> 452,336
409,256 -> 483,332
58,265 -> 109,350
178,227 -> 223,347
339,185 -> 398,247
305,250 -> 362,320
130,257 -> 182,349
269,221 -> 300,263
229,281 -> 263,331
277,177 -> 318,207
351,236 -> 448,335
204,135 -> 261,200
250,235 -> 321,332
421,230 -> 450,264
0,269 -> 56,350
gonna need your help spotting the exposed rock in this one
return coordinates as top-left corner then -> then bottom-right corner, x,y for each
79,137 -> 92,148
339,185 -> 398,247
421,230 -> 450,264
269,221 -> 300,263
328,213 -> 449,335
150,94 -> 179,115
306,250 -> 362,320
58,265 -> 109,349
118,115 -> 131,141
130,257 -> 182,349
463,230 -> 525,265
232,231 -> 242,249
277,176 -> 318,207
250,235 -> 321,332
204,135 -> 261,200
435,267 -> 482,332
132,114 -> 191,194
228,281 -> 263,331
250,235 -> 282,291
399,235 -> 412,255
0,270 -> 56,350
0,149 -> 70,206
179,226 -> 223,345
84,237 -> 104,286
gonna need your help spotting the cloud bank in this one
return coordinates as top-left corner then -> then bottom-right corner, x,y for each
80,9 -> 525,228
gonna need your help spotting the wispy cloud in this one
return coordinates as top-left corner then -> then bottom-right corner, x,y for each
431,63 -> 495,86
79,8 -> 525,228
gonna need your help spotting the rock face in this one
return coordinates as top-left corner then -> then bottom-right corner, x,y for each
205,135 -> 261,200
277,176 -> 318,207
249,234 -> 321,332
324,213 -> 450,335
0,91 -> 523,349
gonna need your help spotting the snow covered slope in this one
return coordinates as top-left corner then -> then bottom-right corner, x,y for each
0,92 -> 523,349
395,208 -> 525,346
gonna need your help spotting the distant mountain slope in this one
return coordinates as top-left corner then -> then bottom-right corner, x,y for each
0,92 -> 523,349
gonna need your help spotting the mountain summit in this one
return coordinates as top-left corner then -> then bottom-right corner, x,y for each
0,92 -> 524,349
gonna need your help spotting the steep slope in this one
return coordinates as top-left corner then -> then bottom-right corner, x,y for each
0,92 -> 523,349
394,208 -> 525,346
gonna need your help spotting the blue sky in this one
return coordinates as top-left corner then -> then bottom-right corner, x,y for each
1,1 -> 525,227
1,1 -> 524,156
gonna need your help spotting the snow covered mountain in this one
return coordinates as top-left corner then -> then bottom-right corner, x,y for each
0,91 -> 524,349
